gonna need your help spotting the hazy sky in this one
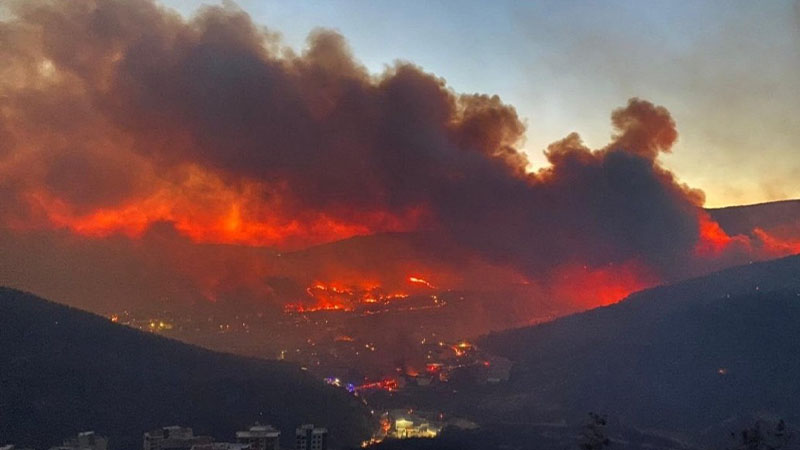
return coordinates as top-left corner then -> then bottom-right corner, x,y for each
159,0 -> 800,207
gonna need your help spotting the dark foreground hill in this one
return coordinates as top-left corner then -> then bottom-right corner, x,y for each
0,288 -> 374,450
476,254 -> 800,442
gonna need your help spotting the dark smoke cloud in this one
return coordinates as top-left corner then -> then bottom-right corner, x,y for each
0,0 -> 784,314
3,0 -> 528,218
432,98 -> 706,281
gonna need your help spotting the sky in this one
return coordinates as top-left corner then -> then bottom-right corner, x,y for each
160,0 -> 800,207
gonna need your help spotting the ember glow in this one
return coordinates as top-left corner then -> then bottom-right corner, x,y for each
694,211 -> 748,257
0,0 -> 798,320
407,277 -> 436,289
19,166 -> 426,249
283,281 -> 411,313
550,262 -> 658,308
753,228 -> 800,256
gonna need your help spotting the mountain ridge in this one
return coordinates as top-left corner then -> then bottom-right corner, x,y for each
474,254 -> 800,438
0,287 -> 375,450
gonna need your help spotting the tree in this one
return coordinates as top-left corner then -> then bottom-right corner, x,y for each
728,419 -> 793,450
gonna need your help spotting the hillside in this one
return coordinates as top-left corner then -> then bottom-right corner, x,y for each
0,288 -> 374,450
708,199 -> 800,237
477,254 -> 800,439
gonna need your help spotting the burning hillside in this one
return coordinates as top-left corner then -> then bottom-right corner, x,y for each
284,281 -> 410,313
0,0 -> 798,317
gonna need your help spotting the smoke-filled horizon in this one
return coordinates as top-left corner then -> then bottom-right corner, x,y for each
158,0 -> 800,209
0,0 -> 798,316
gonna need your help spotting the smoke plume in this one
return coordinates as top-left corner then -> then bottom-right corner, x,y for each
0,0 -> 796,314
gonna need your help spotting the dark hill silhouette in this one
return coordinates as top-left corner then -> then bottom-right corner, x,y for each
0,288 -> 374,450
478,254 -> 800,439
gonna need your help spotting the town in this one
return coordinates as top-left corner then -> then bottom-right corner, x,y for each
104,294 -> 517,395
1,413 -> 482,450
2,424 -> 326,450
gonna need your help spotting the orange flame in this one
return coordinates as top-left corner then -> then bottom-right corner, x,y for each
407,276 -> 436,289
695,212 -> 743,256
19,166 -> 427,249
753,228 -> 800,256
551,261 -> 658,307
287,280 -> 411,313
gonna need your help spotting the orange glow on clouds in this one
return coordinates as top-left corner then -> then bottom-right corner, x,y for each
551,261 -> 658,307
19,165 -> 426,249
694,211 -> 748,256
753,228 -> 800,255
17,163 -> 800,314
694,211 -> 799,259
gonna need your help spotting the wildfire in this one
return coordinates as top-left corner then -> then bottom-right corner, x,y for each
3,0 -> 799,329
694,212 -> 800,259
552,261 -> 658,307
753,228 -> 800,256
284,303 -> 353,313
546,212 -> 799,310
448,340 -> 474,357
19,167 -> 427,249
286,280 -> 412,313
694,211 -> 749,256
354,378 -> 399,392
408,276 -> 436,289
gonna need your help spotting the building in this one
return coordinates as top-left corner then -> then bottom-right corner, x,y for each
295,424 -> 327,450
388,410 -> 442,439
391,417 -> 439,439
144,426 -> 212,450
235,425 -> 280,450
50,431 -> 108,450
